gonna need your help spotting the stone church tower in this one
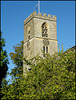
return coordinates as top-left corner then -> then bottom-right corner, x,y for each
23,11 -> 58,72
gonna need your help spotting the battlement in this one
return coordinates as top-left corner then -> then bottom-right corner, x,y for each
24,11 -> 57,25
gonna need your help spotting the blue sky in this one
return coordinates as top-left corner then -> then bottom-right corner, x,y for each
1,1 -> 75,83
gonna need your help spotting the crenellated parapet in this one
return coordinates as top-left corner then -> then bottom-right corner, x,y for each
24,11 -> 57,25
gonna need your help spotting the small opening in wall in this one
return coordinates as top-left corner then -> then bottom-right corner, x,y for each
46,47 -> 48,53
28,35 -> 30,39
43,46 -> 45,57
43,46 -> 48,57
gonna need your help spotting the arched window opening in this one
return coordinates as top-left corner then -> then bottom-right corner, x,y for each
42,22 -> 48,37
43,46 -> 48,57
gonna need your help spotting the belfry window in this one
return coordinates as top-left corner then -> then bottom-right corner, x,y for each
43,46 -> 48,57
42,22 -> 48,37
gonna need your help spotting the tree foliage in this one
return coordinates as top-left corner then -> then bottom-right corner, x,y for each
1,45 -> 75,99
9,41 -> 24,80
0,32 -> 9,99
0,32 -> 8,88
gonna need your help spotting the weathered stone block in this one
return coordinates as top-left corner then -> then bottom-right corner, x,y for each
43,13 -> 47,17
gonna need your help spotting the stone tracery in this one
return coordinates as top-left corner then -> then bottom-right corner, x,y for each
42,22 -> 48,37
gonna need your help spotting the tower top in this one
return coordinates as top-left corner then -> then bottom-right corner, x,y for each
24,11 -> 57,25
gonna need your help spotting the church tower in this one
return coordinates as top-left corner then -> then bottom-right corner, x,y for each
23,11 -> 58,72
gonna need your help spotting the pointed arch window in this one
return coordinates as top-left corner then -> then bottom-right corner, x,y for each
43,46 -> 48,57
42,22 -> 48,37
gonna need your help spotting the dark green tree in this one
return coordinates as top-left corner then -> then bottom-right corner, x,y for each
0,32 -> 9,98
0,32 -> 8,87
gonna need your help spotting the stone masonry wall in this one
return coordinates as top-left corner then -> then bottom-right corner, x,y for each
23,11 -> 58,73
